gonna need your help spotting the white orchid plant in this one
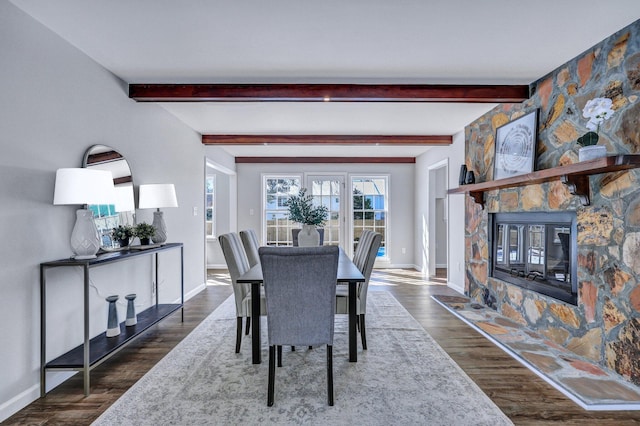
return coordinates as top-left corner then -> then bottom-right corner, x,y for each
577,97 -> 615,146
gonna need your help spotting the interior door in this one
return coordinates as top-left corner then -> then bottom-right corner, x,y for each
306,175 -> 345,248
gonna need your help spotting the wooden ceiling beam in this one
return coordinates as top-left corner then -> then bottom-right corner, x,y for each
235,157 -> 416,164
202,134 -> 452,145
129,83 -> 529,103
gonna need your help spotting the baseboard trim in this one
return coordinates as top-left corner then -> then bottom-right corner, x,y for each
207,263 -> 226,269
447,280 -> 464,294
0,370 -> 76,422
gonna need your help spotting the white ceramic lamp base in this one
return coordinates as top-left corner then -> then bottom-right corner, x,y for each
70,209 -> 101,259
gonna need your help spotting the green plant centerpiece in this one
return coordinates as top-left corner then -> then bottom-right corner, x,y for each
285,188 -> 329,246
112,224 -> 134,247
134,222 -> 156,245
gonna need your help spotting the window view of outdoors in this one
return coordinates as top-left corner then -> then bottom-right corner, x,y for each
205,176 -> 215,238
310,179 -> 341,246
265,177 -> 301,246
352,177 -> 387,257
88,204 -> 119,247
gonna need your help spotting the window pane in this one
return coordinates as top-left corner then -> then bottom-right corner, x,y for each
264,176 -> 301,246
352,176 -> 388,258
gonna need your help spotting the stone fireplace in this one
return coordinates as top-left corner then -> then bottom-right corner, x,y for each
462,20 -> 640,386
490,212 -> 577,305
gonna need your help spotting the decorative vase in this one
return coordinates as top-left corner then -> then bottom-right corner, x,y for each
125,293 -> 137,326
578,145 -> 607,161
70,209 -> 101,259
297,224 -> 320,247
106,295 -> 120,338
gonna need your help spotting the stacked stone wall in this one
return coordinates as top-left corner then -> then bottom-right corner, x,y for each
464,19 -> 640,384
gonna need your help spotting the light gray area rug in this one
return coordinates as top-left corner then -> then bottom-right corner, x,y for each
93,291 -> 512,425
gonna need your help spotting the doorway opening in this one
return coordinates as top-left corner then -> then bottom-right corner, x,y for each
428,160 -> 448,282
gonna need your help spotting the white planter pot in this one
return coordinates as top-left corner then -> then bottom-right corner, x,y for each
578,145 -> 607,161
297,224 -> 320,246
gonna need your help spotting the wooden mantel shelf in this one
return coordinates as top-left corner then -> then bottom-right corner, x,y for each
448,155 -> 640,207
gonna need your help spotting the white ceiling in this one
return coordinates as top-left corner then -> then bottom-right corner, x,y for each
10,0 -> 640,157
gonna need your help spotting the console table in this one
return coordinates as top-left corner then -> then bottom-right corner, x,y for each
40,242 -> 184,397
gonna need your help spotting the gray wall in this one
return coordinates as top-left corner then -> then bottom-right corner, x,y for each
0,3 -> 208,419
415,132 -> 466,292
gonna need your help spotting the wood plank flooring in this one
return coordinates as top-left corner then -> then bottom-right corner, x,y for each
6,268 -> 640,425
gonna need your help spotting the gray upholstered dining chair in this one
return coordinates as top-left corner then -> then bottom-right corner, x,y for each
335,230 -> 382,350
218,232 -> 266,353
259,246 -> 339,407
239,229 -> 261,267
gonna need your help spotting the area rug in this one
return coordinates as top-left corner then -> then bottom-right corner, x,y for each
432,294 -> 640,411
93,292 -> 512,425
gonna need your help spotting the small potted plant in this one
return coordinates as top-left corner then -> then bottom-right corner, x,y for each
577,97 -> 615,161
134,222 -> 156,245
112,224 -> 134,247
285,188 -> 329,246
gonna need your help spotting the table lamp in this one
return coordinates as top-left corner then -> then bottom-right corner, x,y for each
138,183 -> 178,244
53,168 -> 116,259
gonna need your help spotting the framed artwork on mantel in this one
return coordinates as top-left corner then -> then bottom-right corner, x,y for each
493,110 -> 538,180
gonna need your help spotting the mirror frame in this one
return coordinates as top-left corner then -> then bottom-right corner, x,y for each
82,145 -> 135,248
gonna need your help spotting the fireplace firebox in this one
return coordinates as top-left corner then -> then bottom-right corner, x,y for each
489,212 -> 577,305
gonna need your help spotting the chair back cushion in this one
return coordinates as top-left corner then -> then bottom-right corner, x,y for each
218,232 -> 251,314
239,229 -> 260,267
259,246 -> 339,347
352,231 -> 382,314
353,230 -> 373,269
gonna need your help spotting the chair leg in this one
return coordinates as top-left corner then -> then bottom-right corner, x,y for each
291,346 -> 295,351
360,314 -> 367,350
356,315 -> 360,333
235,317 -> 242,353
268,346 -> 276,406
277,345 -> 283,367
245,316 -> 251,335
327,345 -> 334,406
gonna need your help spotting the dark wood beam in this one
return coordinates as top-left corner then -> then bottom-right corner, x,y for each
129,83 -> 529,103
202,134 -> 451,145
235,157 -> 416,164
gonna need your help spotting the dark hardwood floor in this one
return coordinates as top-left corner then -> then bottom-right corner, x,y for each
6,268 -> 640,425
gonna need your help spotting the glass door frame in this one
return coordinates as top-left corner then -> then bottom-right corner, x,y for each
305,173 -> 347,250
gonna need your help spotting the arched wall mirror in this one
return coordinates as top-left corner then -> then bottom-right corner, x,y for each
83,145 -> 135,248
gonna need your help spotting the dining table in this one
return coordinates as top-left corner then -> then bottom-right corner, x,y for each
237,247 -> 365,364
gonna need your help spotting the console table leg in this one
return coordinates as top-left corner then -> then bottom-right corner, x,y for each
83,264 -> 90,396
40,265 -> 46,397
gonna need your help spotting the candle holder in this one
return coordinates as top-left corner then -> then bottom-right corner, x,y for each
106,295 -> 120,337
125,293 -> 137,326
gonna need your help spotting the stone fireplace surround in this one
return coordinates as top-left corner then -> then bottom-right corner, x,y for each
463,20 -> 640,386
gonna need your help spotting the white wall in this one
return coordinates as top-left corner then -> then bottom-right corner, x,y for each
0,3 -> 207,420
236,162 -> 415,267
415,132 -> 466,293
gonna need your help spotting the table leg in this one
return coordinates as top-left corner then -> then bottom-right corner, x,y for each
349,280 -> 357,362
40,265 -> 46,397
83,264 -> 90,396
251,282 -> 261,364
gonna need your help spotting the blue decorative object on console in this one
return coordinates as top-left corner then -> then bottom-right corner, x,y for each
106,295 -> 120,337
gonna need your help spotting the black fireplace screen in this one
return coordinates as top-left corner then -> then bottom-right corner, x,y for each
490,212 -> 577,305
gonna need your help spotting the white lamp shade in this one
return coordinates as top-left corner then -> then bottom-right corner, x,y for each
114,185 -> 135,212
138,184 -> 178,209
53,168 -> 116,205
